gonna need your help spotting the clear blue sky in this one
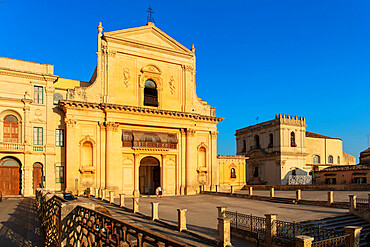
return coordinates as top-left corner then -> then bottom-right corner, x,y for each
1,1 -> 369,160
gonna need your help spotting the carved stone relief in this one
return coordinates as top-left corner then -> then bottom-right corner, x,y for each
169,76 -> 175,94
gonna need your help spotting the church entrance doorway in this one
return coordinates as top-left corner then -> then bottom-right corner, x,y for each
139,156 -> 160,195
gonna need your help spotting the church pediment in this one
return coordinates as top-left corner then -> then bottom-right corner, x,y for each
104,24 -> 191,54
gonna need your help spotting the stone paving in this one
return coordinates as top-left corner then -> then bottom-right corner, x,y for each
236,190 -> 370,202
0,197 -> 44,247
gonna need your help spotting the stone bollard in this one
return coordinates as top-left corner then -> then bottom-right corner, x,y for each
295,235 -> 314,247
133,197 -> 139,213
109,191 -> 114,203
217,206 -> 227,232
249,186 -> 253,197
218,217 -> 231,247
296,189 -> 301,202
119,194 -> 125,207
151,202 -> 159,220
349,195 -> 357,212
270,187 -> 275,198
101,189 -> 106,200
344,226 -> 362,247
215,185 -> 218,192
230,186 -> 234,194
90,187 -> 94,196
265,214 -> 277,247
177,209 -> 187,232
95,188 -> 99,198
98,188 -> 102,198
327,191 -> 333,206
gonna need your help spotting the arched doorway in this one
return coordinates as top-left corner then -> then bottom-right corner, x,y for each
139,156 -> 160,195
33,163 -> 43,193
0,157 -> 21,195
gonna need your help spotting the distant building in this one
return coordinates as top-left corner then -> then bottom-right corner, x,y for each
235,114 -> 356,185
315,148 -> 370,185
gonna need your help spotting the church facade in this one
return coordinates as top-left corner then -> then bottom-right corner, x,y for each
236,114 -> 356,185
0,22 -> 234,196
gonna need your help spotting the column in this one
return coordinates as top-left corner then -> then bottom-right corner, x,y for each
109,191 -> 114,203
185,129 -> 195,195
161,154 -> 167,195
210,131 -> 218,191
133,197 -> 139,213
295,235 -> 314,247
296,189 -> 301,202
177,209 -> 187,231
218,218 -> 231,247
270,187 -> 275,198
65,118 -> 77,193
119,194 -> 125,207
105,122 -> 118,190
217,206 -> 227,232
249,186 -> 253,197
151,202 -> 159,220
349,195 -> 357,212
133,153 -> 140,197
327,191 -> 333,206
180,129 -> 186,195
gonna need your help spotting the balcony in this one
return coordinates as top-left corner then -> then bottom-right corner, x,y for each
0,142 -> 25,152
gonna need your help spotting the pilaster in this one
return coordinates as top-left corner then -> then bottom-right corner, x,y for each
185,128 -> 196,195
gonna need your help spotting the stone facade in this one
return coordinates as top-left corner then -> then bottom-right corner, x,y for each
236,114 -> 356,185
217,155 -> 247,189
0,22 -> 227,196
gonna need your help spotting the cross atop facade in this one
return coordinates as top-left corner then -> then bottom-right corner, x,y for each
147,6 -> 155,23
256,116 -> 259,124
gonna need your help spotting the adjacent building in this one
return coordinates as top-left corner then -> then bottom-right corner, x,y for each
236,114 -> 356,185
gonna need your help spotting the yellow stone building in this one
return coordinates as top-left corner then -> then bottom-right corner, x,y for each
0,22 -> 249,196
236,114 -> 356,185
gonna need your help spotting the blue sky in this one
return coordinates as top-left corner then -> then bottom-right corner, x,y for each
1,1 -> 369,159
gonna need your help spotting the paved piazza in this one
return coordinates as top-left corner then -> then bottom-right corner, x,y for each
119,194 -> 348,239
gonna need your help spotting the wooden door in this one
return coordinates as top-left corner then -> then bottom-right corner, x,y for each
0,167 -> 20,195
33,164 -> 43,193
3,115 -> 19,143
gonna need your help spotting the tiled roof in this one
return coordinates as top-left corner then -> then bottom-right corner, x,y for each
305,131 -> 341,140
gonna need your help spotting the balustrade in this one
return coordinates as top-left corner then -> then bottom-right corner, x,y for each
0,142 -> 25,150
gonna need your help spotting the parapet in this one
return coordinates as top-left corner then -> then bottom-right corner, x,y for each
275,113 -> 305,125
0,56 -> 54,75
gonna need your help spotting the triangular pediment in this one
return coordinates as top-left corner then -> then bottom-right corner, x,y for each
104,24 -> 191,54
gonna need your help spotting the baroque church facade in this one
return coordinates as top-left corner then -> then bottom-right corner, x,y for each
0,22 -> 245,196
236,114 -> 356,185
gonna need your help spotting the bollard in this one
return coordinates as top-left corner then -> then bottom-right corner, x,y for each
249,186 -> 253,197
327,191 -> 333,206
102,189 -> 106,200
295,235 -> 314,247
270,187 -> 275,198
119,194 -> 125,207
344,226 -> 362,247
349,195 -> 357,212
109,191 -> 114,203
217,206 -> 227,232
95,188 -> 99,198
98,188 -> 102,198
230,186 -> 234,194
215,185 -> 218,192
90,187 -> 94,197
218,217 -> 231,247
177,209 -> 187,231
151,202 -> 159,220
133,197 -> 139,213
296,189 -> 301,202
265,214 -> 277,247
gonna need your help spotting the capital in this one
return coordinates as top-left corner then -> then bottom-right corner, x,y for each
105,122 -> 119,131
186,129 -> 196,136
210,131 -> 219,138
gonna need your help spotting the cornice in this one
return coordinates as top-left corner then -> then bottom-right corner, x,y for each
0,68 -> 58,82
59,100 -> 223,123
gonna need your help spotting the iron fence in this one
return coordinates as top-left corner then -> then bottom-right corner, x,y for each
356,197 -> 369,209
225,211 -> 266,236
36,190 -> 189,247
311,234 -> 350,247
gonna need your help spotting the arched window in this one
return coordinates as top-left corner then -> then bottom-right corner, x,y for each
328,155 -> 333,164
242,140 -> 246,152
291,132 -> 296,147
253,166 -> 259,177
268,133 -> 273,147
254,135 -> 260,148
337,156 -> 340,164
4,115 -> 19,143
144,79 -> 158,107
292,169 -> 296,176
313,155 -> 320,164
230,168 -> 236,178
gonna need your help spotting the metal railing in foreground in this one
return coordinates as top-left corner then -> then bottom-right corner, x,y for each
36,190 -> 188,247
225,210 -> 266,236
311,234 -> 350,247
